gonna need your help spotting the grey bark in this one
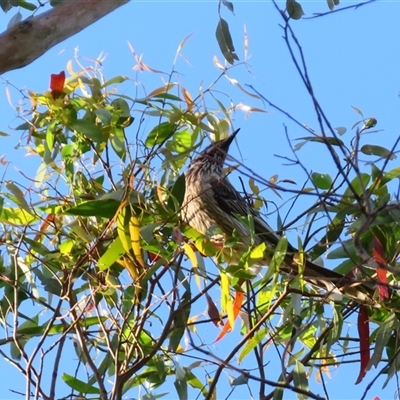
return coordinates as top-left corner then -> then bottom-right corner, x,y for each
0,0 -> 129,74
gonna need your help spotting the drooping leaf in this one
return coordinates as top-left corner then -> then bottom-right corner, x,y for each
222,0 -> 235,14
293,360 -> 309,396
215,18 -> 239,65
372,236 -> 389,300
5,181 -> 31,213
355,306 -> 370,384
205,292 -> 222,327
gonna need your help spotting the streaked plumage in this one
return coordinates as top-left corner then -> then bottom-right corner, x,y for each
182,129 -> 373,303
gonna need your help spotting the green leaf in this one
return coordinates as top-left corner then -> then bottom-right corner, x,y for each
94,108 -> 112,125
101,75 -> 129,88
186,370 -> 208,395
238,328 -> 268,363
168,174 -> 186,213
230,374 -> 249,386
222,0 -> 235,14
0,207 -> 36,225
1,0 -> 12,12
311,172 -> 332,190
361,144 -> 396,160
145,122 -> 176,147
111,127 -> 126,161
293,360 -> 309,399
327,240 -> 358,260
70,120 -> 103,142
62,373 -> 101,394
174,378 -> 188,400
98,237 -> 125,271
66,199 -> 120,218
309,216 -> 345,259
368,314 -> 397,369
168,291 -> 191,351
286,0 -> 304,19
295,136 -> 344,147
340,173 -> 370,204
215,18 -> 239,65
111,98 -> 130,117
5,181 -> 31,213
363,117 -> 377,129
18,0 -> 37,11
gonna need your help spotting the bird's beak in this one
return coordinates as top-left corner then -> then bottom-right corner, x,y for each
219,128 -> 240,150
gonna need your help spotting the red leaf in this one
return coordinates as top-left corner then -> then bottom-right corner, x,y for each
372,236 -> 389,300
50,71 -> 65,99
372,236 -> 386,264
148,252 -> 161,263
355,306 -> 370,384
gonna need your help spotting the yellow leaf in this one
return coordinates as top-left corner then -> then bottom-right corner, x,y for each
117,207 -> 131,253
118,255 -> 139,280
220,272 -> 230,313
129,215 -> 145,269
184,242 -> 201,290
250,242 -> 266,261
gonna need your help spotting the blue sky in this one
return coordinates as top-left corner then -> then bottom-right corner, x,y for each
1,1 -> 400,399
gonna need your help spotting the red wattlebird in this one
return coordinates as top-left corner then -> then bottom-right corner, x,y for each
182,128 -> 373,304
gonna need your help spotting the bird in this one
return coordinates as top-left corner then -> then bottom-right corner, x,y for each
182,128 -> 374,304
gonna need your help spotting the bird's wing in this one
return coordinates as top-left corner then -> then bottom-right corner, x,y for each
210,177 -> 284,248
210,178 -> 374,303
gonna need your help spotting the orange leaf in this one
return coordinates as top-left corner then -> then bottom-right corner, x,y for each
214,290 -> 244,342
355,306 -> 370,384
34,214 -> 55,241
50,71 -> 65,99
181,87 -> 194,112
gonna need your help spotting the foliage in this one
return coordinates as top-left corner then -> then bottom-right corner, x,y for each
0,1 -> 398,400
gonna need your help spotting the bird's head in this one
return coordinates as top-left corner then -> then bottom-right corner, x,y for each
188,128 -> 240,174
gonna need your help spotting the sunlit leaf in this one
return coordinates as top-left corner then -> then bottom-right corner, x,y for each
66,199 -> 120,218
311,172 -> 332,190
238,328 -> 268,363
145,122 -> 177,147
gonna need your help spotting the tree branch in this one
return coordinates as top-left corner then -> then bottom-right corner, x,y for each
0,0 -> 129,74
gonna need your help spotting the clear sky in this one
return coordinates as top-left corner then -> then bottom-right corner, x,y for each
1,1 -> 399,399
